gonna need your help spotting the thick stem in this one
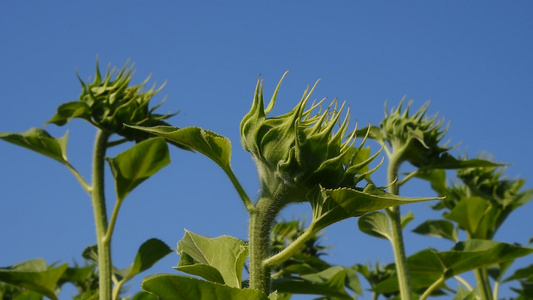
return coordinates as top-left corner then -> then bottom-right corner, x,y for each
386,154 -> 413,300
92,129 -> 112,300
475,268 -> 493,300
248,195 -> 280,294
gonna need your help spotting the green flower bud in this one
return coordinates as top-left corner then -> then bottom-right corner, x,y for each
240,73 -> 374,206
48,60 -> 174,142
377,99 -> 450,168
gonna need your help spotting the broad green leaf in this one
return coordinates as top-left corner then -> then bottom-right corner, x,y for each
358,211 -> 391,241
444,197 -> 489,235
374,240 -> 533,293
416,169 -> 448,195
0,128 -> 69,164
46,101 -> 91,126
107,137 -> 170,201
412,219 -> 458,242
142,274 -> 269,300
127,125 -> 232,172
175,230 -> 248,288
272,266 -> 352,299
117,238 -> 172,283
0,283 -> 43,300
311,185 -> 437,233
0,259 -> 68,300
131,291 -> 159,300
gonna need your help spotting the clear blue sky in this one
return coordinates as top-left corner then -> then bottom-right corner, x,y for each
1,2 -> 532,299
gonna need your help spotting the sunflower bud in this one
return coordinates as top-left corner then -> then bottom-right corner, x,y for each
240,73 -> 372,206
47,60 -> 174,142
378,100 -> 450,168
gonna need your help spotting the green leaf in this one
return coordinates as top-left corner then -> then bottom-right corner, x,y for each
0,128 -> 69,164
420,153 -> 502,170
271,266 -> 353,299
374,240 -> 533,293
142,274 -> 270,300
358,211 -> 391,241
117,238 -> 172,283
504,263 -> 533,282
107,137 -> 170,201
401,210 -> 415,228
131,291 -> 159,300
444,196 -> 490,236
311,185 -> 437,233
175,230 -> 248,288
46,101 -> 91,126
127,125 -> 232,172
0,259 -> 68,300
412,219 -> 458,242
453,286 -> 478,300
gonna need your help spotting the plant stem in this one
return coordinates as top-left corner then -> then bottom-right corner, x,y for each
224,168 -> 254,213
263,224 -> 317,268
91,129 -> 112,300
248,195 -> 279,294
386,154 -> 413,300
475,267 -> 493,300
420,275 -> 445,300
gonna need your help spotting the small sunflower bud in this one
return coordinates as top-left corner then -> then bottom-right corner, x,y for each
379,99 -> 450,168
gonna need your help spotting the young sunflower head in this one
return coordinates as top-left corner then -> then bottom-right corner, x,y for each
379,99 -> 450,168
48,60 -> 174,142
240,73 -> 373,204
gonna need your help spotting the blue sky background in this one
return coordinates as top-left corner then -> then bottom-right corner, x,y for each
1,2 -> 532,299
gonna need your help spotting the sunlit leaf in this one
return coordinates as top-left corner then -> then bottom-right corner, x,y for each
311,185 -> 437,233
175,230 -> 248,288
107,137 -> 170,201
127,125 -> 231,172
374,240 -> 533,293
46,101 -> 91,126
358,211 -> 391,241
412,219 -> 457,242
271,266 -> 352,299
131,291 -> 159,300
117,238 -> 172,283
0,259 -> 68,300
142,274 -> 269,300
0,128 -> 69,164
444,197 -> 489,236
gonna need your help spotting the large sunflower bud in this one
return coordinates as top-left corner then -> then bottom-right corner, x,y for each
47,60 -> 174,142
240,73 -> 372,206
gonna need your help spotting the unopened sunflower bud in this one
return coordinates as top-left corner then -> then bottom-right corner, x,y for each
240,73 -> 374,206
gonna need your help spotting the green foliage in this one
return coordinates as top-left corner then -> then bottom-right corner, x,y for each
47,60 -> 174,142
142,274 -> 272,300
2,66 -> 532,300
107,137 -> 170,201
175,230 -> 248,288
0,259 -> 68,300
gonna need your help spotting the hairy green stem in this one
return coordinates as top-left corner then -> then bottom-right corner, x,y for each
386,154 -> 413,300
92,129 -> 112,300
248,195 -> 281,294
263,224 -> 317,268
475,268 -> 493,300
420,275 -> 445,300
